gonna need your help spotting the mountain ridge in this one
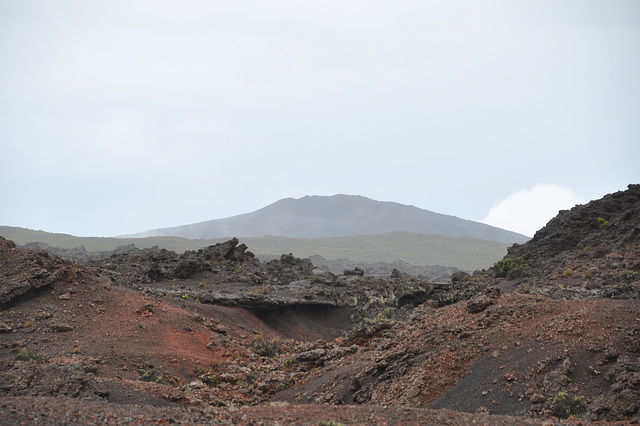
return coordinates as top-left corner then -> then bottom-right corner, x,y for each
126,194 -> 529,243
0,226 -> 511,271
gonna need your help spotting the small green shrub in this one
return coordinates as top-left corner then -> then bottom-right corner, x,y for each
13,347 -> 44,362
493,257 -> 528,279
201,372 -> 221,386
252,334 -> 279,358
283,356 -> 296,369
141,368 -> 164,384
318,421 -> 344,426
597,217 -> 609,228
618,270 -> 639,282
551,391 -> 585,419
364,307 -> 393,325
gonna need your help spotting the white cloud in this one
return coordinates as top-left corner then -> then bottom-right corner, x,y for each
482,184 -> 585,237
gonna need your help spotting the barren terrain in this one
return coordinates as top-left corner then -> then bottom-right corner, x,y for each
1,184 -> 639,424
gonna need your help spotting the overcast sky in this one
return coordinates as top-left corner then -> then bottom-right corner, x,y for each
1,1 -> 639,238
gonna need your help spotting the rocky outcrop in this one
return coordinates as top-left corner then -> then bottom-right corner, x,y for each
0,237 -> 84,305
89,238 -> 258,285
86,237 -> 481,333
507,184 -> 640,265
485,185 -> 640,300
586,354 -> 640,421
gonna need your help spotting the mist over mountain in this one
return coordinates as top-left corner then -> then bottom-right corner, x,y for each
127,195 -> 529,244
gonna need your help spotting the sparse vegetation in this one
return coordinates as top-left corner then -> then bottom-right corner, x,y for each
13,347 -> 45,362
247,283 -> 272,295
551,391 -> 585,419
597,217 -> 609,228
318,421 -> 344,426
618,270 -> 638,282
364,307 -> 393,324
493,257 -> 529,279
252,334 -> 279,358
142,368 -> 165,384
201,371 -> 221,386
283,356 -> 296,369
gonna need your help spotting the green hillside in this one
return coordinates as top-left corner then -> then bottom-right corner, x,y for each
241,232 -> 507,271
0,226 -> 508,271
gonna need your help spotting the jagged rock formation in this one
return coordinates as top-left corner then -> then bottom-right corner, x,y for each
88,238 -> 478,331
485,184 -> 640,300
0,238 -> 88,305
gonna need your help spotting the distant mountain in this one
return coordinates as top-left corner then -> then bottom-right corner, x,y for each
126,194 -> 529,244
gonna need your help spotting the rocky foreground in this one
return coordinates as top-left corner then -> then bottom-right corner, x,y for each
1,185 -> 639,424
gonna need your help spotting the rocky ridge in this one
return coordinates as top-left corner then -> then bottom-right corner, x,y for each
87,238 -> 479,332
487,184 -> 640,300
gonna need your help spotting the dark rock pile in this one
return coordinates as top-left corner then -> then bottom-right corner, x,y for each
507,184 -> 640,266
0,237 -> 89,306
87,238 -> 480,329
485,184 -> 640,300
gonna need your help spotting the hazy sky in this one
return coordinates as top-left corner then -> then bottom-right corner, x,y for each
1,1 -> 639,238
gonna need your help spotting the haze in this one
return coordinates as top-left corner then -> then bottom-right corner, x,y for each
1,1 -> 638,238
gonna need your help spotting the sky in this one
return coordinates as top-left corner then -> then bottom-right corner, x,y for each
1,1 -> 639,238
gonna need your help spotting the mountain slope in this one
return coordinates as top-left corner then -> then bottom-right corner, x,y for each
129,194 -> 529,243
507,183 -> 640,264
